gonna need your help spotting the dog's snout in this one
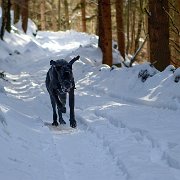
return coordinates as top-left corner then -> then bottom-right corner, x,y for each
62,80 -> 72,92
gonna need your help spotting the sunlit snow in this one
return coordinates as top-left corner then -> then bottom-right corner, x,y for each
0,18 -> 180,180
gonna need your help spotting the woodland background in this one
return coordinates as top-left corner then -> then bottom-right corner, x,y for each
0,0 -> 180,71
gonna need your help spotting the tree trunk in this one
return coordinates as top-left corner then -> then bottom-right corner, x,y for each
81,0 -> 86,32
173,0 -> 180,67
126,0 -> 130,54
40,0 -> 46,30
148,0 -> 170,71
21,0 -> 29,33
51,0 -> 58,31
64,0 -> 70,29
13,0 -> 20,24
130,7 -> 135,53
0,0 -> 11,40
58,0 -> 61,30
6,0 -> 11,32
115,0 -> 125,60
98,0 -> 103,48
0,0 -> 6,40
135,10 -> 143,52
98,0 -> 112,66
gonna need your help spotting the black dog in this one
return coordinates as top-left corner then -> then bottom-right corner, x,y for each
46,55 -> 80,128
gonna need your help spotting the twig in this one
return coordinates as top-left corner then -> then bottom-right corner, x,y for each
86,0 -> 98,6
171,56 -> 180,67
168,0 -> 180,14
169,38 -> 180,49
144,8 -> 151,17
170,44 -> 180,54
163,6 -> 180,35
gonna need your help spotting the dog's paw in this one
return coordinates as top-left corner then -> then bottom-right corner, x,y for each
52,121 -> 58,126
70,119 -> 77,128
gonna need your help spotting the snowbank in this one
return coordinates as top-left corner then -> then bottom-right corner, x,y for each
0,28 -> 180,110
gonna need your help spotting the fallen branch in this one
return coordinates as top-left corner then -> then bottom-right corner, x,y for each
129,34 -> 148,67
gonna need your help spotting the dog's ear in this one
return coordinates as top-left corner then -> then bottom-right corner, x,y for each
69,55 -> 80,66
50,60 -> 56,66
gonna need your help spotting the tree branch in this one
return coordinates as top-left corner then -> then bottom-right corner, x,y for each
129,34 -> 148,67
162,6 -> 180,35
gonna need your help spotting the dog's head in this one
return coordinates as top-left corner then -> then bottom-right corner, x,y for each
50,55 -> 80,93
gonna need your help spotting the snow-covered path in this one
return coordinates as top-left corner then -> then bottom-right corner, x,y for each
75,89 -> 180,180
1,31 -> 180,180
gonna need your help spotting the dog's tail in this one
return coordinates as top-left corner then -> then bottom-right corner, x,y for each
69,55 -> 80,66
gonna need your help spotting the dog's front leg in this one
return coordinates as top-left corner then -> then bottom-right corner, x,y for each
52,90 -> 66,113
69,88 -> 76,128
50,95 -> 58,126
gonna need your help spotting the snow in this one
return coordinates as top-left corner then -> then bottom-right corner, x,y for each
0,26 -> 180,180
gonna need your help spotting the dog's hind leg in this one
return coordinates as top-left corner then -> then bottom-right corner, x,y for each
50,95 -> 58,126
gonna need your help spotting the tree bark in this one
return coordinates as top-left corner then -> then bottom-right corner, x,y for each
115,0 -> 125,60
13,0 -> 20,24
81,0 -> 86,32
64,0 -> 70,29
130,7 -> 135,53
51,0 -> 58,31
98,0 -> 112,66
58,0 -> 61,30
0,0 -> 11,40
21,0 -> 29,33
40,0 -> 46,30
6,0 -> 11,32
173,0 -> 180,67
135,10 -> 143,52
126,0 -> 130,54
148,0 -> 170,71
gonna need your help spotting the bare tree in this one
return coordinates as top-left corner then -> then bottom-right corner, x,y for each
130,2 -> 136,54
58,0 -> 61,30
21,0 -> 29,33
169,0 -> 180,67
148,0 -> 170,71
51,0 -> 58,31
81,0 -> 86,32
40,0 -> 46,30
126,0 -> 130,54
13,0 -> 20,24
115,0 -> 125,60
98,0 -> 112,66
134,1 -> 143,52
0,0 -> 11,40
64,0 -> 70,29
